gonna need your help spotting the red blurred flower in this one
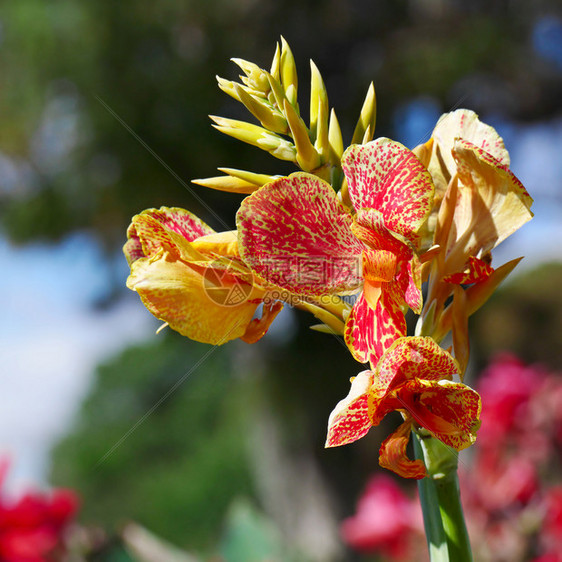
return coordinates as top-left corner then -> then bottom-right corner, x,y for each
0,460 -> 79,561
539,486 -> 562,556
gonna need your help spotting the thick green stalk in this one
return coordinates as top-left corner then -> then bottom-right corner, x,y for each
413,431 -> 473,562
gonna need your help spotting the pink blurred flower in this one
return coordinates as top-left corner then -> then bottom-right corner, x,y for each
477,354 -> 543,447
341,474 -> 423,560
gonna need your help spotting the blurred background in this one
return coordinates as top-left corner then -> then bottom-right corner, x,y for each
1,0 -> 562,560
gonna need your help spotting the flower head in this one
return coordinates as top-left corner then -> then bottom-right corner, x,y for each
238,138 -> 434,364
325,337 -> 481,478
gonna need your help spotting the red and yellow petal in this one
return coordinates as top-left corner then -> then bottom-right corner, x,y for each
123,225 -> 145,266
325,371 -> 375,447
395,252 -> 423,314
378,419 -> 426,479
396,379 -> 481,451
127,254 -> 264,345
443,256 -> 494,285
374,336 -> 459,389
342,139 -> 434,243
127,207 -> 215,262
344,291 -> 407,366
237,172 -> 365,295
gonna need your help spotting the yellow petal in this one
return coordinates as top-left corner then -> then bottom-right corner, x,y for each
192,230 -> 239,258
128,254 -> 263,345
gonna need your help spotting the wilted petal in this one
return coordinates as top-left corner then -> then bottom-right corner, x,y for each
237,172 -> 364,294
127,254 -> 263,345
344,291 -> 407,366
342,139 -> 434,243
447,140 -> 533,266
326,371 -> 375,447
378,419 -> 426,479
426,109 -> 510,197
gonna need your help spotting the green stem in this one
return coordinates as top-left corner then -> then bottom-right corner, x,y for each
413,431 -> 473,562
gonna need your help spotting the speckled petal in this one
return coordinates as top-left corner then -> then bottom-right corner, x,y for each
396,379 -> 482,451
123,225 -> 145,266
397,252 -> 423,313
237,172 -> 365,294
344,290 -> 407,366
325,371 -> 375,447
127,254 -> 263,345
342,139 -> 434,242
444,256 -> 494,284
378,419 -> 426,479
374,336 -> 459,390
126,207 -> 215,263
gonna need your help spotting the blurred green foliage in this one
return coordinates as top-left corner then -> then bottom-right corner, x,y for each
51,332 -> 256,551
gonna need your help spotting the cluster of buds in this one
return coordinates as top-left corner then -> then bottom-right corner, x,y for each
124,39 -> 533,479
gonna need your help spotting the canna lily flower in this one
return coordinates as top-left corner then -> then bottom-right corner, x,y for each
415,109 -> 533,276
237,138 -> 434,364
124,207 -> 283,345
325,337 -> 481,478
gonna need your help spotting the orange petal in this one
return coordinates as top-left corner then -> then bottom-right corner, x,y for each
240,301 -> 284,343
378,419 -> 426,479
451,285 -> 469,379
